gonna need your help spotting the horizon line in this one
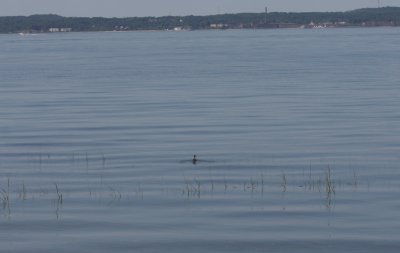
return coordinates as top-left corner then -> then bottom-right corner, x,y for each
1,6 -> 398,19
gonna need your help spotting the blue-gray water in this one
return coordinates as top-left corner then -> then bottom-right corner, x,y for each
1,28 -> 400,252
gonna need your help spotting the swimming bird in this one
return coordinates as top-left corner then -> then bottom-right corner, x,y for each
192,155 -> 198,164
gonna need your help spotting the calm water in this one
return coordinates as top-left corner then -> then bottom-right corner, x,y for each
1,28 -> 400,252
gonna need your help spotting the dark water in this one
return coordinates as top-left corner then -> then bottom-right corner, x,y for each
1,28 -> 400,252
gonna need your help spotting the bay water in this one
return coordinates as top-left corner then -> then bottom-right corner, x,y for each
1,28 -> 400,252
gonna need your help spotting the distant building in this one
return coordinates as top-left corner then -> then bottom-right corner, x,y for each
113,26 -> 129,31
172,26 -> 191,31
210,24 -> 228,29
60,28 -> 72,32
49,28 -> 72,32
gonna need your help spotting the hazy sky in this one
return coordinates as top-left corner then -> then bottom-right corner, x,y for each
1,0 -> 399,17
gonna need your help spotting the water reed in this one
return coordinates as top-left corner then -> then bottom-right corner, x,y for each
281,173 -> 287,192
54,183 -> 63,205
18,181 -> 27,200
325,166 -> 335,195
0,155 -> 372,220
1,179 -> 10,213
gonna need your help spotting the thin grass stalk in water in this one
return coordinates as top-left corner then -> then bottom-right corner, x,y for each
55,183 -> 63,205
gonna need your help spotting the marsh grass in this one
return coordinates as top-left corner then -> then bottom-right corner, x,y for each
1,179 -> 10,214
54,183 -> 63,205
178,166 -> 348,200
261,174 -> 264,194
18,181 -> 27,200
352,168 -> 359,190
135,183 -> 144,199
281,173 -> 287,192
325,166 -> 335,195
0,158 -> 379,220
224,176 -> 228,192
182,177 -> 202,198
54,184 -> 62,220
108,187 -> 122,204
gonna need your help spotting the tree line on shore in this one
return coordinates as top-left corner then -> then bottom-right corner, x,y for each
0,7 -> 399,33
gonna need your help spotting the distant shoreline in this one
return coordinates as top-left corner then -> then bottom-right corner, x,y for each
1,7 -> 400,34
13,25 -> 400,37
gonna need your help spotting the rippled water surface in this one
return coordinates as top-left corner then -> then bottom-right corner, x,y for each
1,28 -> 400,252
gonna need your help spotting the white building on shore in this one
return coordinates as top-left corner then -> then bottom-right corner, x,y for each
49,28 -> 72,32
